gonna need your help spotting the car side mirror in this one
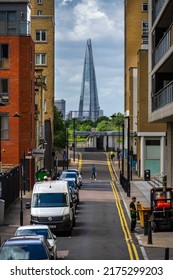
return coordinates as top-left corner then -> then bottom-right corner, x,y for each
26,202 -> 31,209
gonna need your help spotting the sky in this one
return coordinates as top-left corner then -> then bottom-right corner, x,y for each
55,0 -> 124,117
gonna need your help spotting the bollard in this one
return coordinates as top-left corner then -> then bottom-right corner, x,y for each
165,248 -> 169,260
144,212 -> 148,236
147,220 -> 152,244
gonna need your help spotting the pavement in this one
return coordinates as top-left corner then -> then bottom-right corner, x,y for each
0,154 -> 173,260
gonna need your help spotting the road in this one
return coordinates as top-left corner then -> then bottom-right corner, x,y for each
57,152 -> 144,260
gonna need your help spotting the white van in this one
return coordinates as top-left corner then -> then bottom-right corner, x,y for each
26,180 -> 74,235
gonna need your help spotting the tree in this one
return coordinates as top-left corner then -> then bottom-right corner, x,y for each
110,112 -> 124,128
54,107 -> 66,148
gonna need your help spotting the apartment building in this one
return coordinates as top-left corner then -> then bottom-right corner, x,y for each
30,0 -> 55,173
148,0 -> 173,186
124,0 -> 166,178
0,0 -> 36,188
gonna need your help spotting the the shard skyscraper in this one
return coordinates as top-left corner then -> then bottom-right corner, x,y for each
78,39 -> 100,121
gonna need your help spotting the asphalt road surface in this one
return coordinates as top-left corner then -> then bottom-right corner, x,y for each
57,152 -> 143,260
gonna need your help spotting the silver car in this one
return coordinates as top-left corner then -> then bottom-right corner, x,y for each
14,224 -> 57,259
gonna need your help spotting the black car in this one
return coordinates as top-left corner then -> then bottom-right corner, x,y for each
0,235 -> 54,260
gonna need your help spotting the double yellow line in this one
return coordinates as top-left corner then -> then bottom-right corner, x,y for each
106,153 -> 139,260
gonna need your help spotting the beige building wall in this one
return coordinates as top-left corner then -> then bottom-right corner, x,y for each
125,0 -> 167,177
31,0 -> 55,134
124,0 -> 148,113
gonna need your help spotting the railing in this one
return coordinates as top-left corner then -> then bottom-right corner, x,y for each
152,81 -> 173,110
0,166 -> 20,210
153,24 -> 172,66
152,0 -> 166,23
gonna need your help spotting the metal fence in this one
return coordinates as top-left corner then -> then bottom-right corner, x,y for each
0,165 -> 20,211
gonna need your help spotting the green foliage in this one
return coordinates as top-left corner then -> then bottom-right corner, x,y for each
95,116 -> 110,126
54,107 -> 66,148
110,112 -> 124,127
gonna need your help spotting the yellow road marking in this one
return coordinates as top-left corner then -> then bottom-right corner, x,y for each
106,153 -> 139,260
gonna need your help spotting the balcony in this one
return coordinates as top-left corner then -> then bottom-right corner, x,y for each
152,80 -> 173,111
152,0 -> 166,23
153,24 -> 173,66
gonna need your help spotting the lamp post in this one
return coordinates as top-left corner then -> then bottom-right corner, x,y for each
73,117 -> 76,162
66,127 -> 69,169
126,116 -> 131,197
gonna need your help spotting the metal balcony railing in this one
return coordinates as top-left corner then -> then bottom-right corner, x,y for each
152,0 -> 166,23
153,24 -> 172,66
152,81 -> 173,111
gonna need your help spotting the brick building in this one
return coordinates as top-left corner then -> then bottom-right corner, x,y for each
0,0 -> 36,189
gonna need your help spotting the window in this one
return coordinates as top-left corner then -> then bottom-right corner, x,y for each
0,114 -> 9,140
142,3 -> 148,12
0,44 -> 9,69
0,11 -> 16,35
142,21 -> 148,44
35,30 -> 47,42
37,0 -> 43,4
0,79 -> 9,103
35,53 -> 46,65
37,10 -> 42,16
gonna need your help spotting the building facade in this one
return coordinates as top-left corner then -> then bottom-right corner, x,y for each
148,0 -> 173,186
55,99 -> 66,120
0,0 -> 36,189
30,0 -> 55,174
124,0 -> 166,178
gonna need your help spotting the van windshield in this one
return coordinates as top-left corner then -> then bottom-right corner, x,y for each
32,193 -> 68,207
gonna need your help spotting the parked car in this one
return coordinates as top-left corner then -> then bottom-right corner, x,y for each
14,224 -> 57,259
60,178 -> 79,206
60,171 -> 80,187
63,169 -> 82,187
0,235 -> 53,260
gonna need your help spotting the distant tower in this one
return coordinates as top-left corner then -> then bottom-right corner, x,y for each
78,39 -> 100,121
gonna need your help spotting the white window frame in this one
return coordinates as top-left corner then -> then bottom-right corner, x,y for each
37,10 -> 42,16
37,0 -> 43,4
35,30 -> 47,42
142,3 -> 148,12
142,20 -> 148,37
35,53 -> 47,66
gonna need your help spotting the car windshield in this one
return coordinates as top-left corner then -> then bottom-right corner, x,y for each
16,229 -> 51,239
66,170 -> 79,175
0,244 -> 48,260
31,193 -> 68,207
61,173 -> 76,179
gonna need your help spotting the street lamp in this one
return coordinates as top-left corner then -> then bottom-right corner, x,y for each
73,117 -> 76,162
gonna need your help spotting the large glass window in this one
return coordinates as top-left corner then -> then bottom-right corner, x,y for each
35,53 -> 46,65
35,30 -> 47,42
0,79 -> 9,103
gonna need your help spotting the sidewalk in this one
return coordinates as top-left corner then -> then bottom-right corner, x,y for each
111,159 -> 173,258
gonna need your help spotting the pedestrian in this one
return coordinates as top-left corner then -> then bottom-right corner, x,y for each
129,196 -> 137,232
110,150 -> 115,160
90,164 -> 96,180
